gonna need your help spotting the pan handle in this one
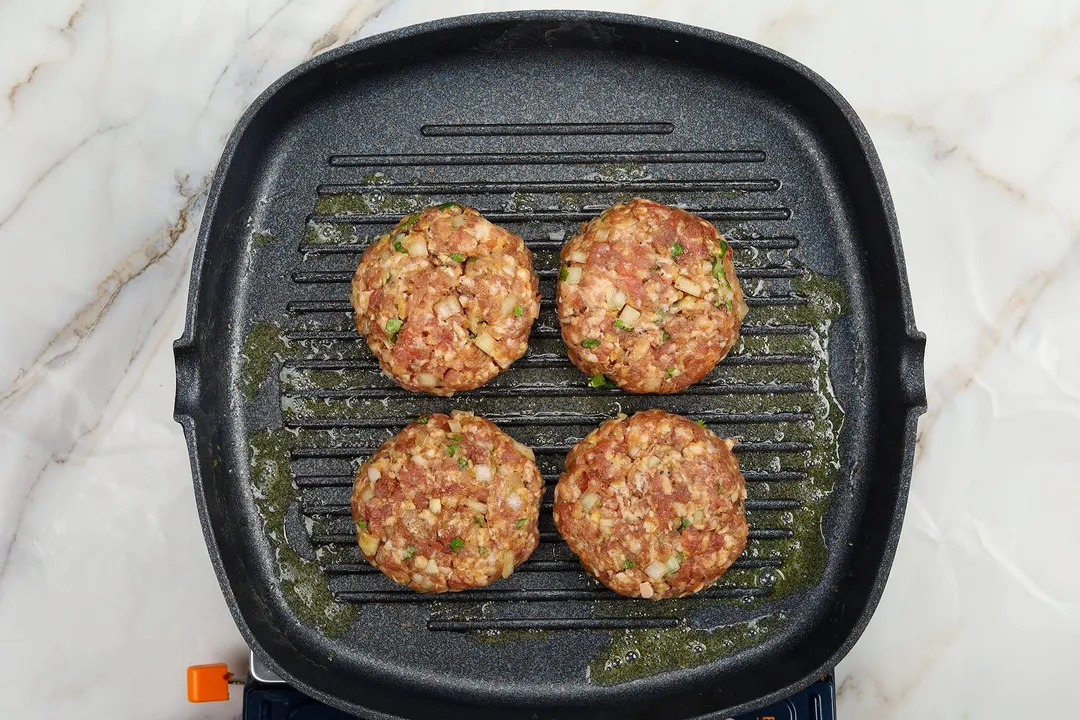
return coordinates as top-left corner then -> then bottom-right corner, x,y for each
901,331 -> 927,411
174,339 -> 199,419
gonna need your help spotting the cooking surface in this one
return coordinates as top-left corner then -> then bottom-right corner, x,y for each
267,143 -> 848,640
2,2 -> 1078,719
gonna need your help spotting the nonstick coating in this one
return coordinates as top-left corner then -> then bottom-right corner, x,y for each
174,11 -> 926,719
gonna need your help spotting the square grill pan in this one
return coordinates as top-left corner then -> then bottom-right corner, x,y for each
173,11 -> 926,720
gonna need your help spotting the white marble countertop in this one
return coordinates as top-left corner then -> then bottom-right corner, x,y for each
1,1 -> 1078,718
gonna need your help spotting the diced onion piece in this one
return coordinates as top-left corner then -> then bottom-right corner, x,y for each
513,441 -> 535,461
447,417 -> 462,433
465,499 -> 488,513
434,296 -> 462,319
640,376 -> 661,393
607,287 -> 627,311
593,229 -> 610,243
580,491 -> 600,511
473,332 -> 498,358
564,266 -> 583,284
367,466 -> 381,482
674,295 -> 698,311
737,299 -> 749,320
665,554 -> 683,574
474,464 -> 493,482
500,294 -> 518,316
406,236 -> 427,256
507,492 -> 523,511
600,518 -> 616,528
700,260 -> 713,274
568,250 -> 588,263
360,486 -> 375,502
639,582 -> 655,599
645,560 -> 667,580
416,373 -> 438,387
674,275 -> 703,297
502,552 -> 515,579
358,533 -> 380,556
425,557 -> 439,574
429,498 -> 442,513
617,304 -> 641,327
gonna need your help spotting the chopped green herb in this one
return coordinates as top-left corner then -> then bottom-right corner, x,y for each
416,416 -> 429,424
581,338 -> 601,348
449,537 -> 464,553
384,318 -> 403,337
679,517 -> 691,532
559,265 -> 569,281
449,252 -> 466,263
588,373 -> 615,389
393,239 -> 406,253
475,515 -> 485,527
437,202 -> 462,210
671,241 -> 685,258
725,299 -> 733,311
513,305 -> 524,317
624,558 -> 635,569
712,254 -> 731,290
665,367 -> 676,380
355,520 -> 368,532
614,319 -> 631,331
399,212 -> 420,230
662,330 -> 671,341
695,419 -> 707,427
446,434 -> 461,457
718,238 -> 729,256
458,457 -> 467,468
515,518 -> 528,529
479,546 -> 489,557
404,546 -> 416,559
676,551 -> 686,561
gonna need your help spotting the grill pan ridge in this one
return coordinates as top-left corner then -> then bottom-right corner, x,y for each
174,11 -> 926,719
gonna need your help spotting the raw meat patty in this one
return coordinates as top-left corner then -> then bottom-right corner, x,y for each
351,204 -> 540,396
352,411 -> 543,593
553,409 -> 747,599
557,198 -> 746,393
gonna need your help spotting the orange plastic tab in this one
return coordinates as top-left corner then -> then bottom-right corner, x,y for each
187,664 -> 231,702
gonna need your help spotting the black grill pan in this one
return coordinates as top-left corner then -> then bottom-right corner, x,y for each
174,11 -> 926,719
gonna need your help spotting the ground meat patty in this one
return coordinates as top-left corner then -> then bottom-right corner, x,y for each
351,204 -> 540,396
557,198 -> 748,393
351,411 -> 543,593
553,410 -> 747,599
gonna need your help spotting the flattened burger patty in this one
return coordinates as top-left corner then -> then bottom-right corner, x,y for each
553,410 -> 747,599
557,198 -> 747,393
351,411 -> 543,593
350,204 -> 540,396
